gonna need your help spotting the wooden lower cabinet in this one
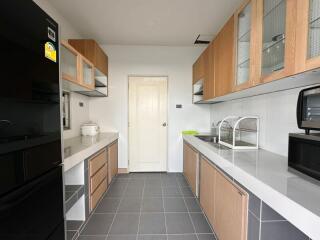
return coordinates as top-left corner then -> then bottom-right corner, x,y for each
108,140 -> 118,184
200,156 -> 215,226
90,164 -> 108,193
88,148 -> 108,211
90,178 -> 107,211
183,142 -> 198,195
89,149 -> 107,176
214,170 -> 248,240
87,140 -> 119,212
199,155 -> 248,240
68,39 -> 109,77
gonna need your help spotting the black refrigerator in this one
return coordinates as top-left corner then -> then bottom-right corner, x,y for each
0,1 -> 65,239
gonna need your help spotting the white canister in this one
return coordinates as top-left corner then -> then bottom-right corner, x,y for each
81,122 -> 100,136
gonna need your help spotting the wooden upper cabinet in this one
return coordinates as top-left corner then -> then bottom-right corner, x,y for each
234,0 -> 258,91
193,54 -> 205,84
214,16 -> 236,97
256,0 -> 297,83
214,170 -> 248,240
203,42 -> 215,100
200,156 -> 215,227
68,39 -> 109,77
295,0 -> 320,73
191,0 -> 314,102
61,41 -> 95,90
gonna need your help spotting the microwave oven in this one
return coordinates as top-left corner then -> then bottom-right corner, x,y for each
288,85 -> 320,181
288,133 -> 320,181
297,85 -> 320,134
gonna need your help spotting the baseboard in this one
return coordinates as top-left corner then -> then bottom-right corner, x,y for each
118,168 -> 128,174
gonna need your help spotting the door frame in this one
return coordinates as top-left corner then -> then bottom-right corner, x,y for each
127,75 -> 169,173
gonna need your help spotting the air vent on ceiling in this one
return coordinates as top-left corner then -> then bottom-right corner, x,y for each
194,34 -> 214,45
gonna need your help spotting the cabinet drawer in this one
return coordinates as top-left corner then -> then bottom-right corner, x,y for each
89,149 -> 107,177
90,164 -> 107,194
90,178 -> 107,211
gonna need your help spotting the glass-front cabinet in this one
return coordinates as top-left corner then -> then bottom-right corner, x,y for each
61,42 -> 79,83
261,0 -> 286,76
308,0 -> 320,59
234,0 -> 256,91
295,0 -> 320,73
61,41 -> 95,91
81,58 -> 95,90
257,0 -> 296,83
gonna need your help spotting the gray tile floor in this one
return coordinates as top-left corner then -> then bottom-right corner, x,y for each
78,173 -> 217,240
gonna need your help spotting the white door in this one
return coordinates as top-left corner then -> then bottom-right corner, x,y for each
129,76 -> 168,172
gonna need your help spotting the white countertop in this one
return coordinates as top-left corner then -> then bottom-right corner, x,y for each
63,132 -> 119,172
183,135 -> 320,240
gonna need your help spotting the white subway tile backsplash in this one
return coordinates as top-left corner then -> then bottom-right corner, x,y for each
210,87 -> 308,157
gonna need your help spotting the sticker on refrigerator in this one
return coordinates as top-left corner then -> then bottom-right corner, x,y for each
45,42 -> 57,62
48,27 -> 56,42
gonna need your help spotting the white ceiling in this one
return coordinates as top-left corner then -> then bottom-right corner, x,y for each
48,0 -> 243,46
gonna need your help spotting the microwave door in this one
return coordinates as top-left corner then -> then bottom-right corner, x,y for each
298,86 -> 320,132
303,92 -> 320,129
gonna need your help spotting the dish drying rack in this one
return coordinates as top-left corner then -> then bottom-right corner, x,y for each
218,116 -> 260,150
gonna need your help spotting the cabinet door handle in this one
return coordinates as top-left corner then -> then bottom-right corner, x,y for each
162,122 -> 167,127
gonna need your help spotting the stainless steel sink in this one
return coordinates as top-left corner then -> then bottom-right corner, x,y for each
195,135 -> 230,150
195,135 -> 218,143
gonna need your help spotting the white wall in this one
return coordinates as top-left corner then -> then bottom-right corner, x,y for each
210,87 -> 309,157
63,93 -> 90,139
33,0 -> 82,39
33,0 -> 90,139
89,45 -> 210,172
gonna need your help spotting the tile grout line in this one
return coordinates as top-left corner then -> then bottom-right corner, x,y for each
182,174 -> 218,240
105,176 -> 130,240
77,177 -> 121,238
194,188 -> 217,240
81,174 -> 219,240
161,175 -> 169,240
176,174 -> 200,240
136,177 -> 145,240
258,199 -> 262,240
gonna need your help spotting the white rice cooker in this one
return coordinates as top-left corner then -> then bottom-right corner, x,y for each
81,122 -> 100,136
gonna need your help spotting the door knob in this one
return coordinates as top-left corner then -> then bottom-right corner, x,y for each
162,122 -> 167,127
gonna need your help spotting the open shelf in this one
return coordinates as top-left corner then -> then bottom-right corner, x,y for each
95,79 -> 107,87
75,89 -> 107,97
193,80 -> 204,103
66,220 -> 84,240
194,90 -> 203,96
65,185 -> 84,213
